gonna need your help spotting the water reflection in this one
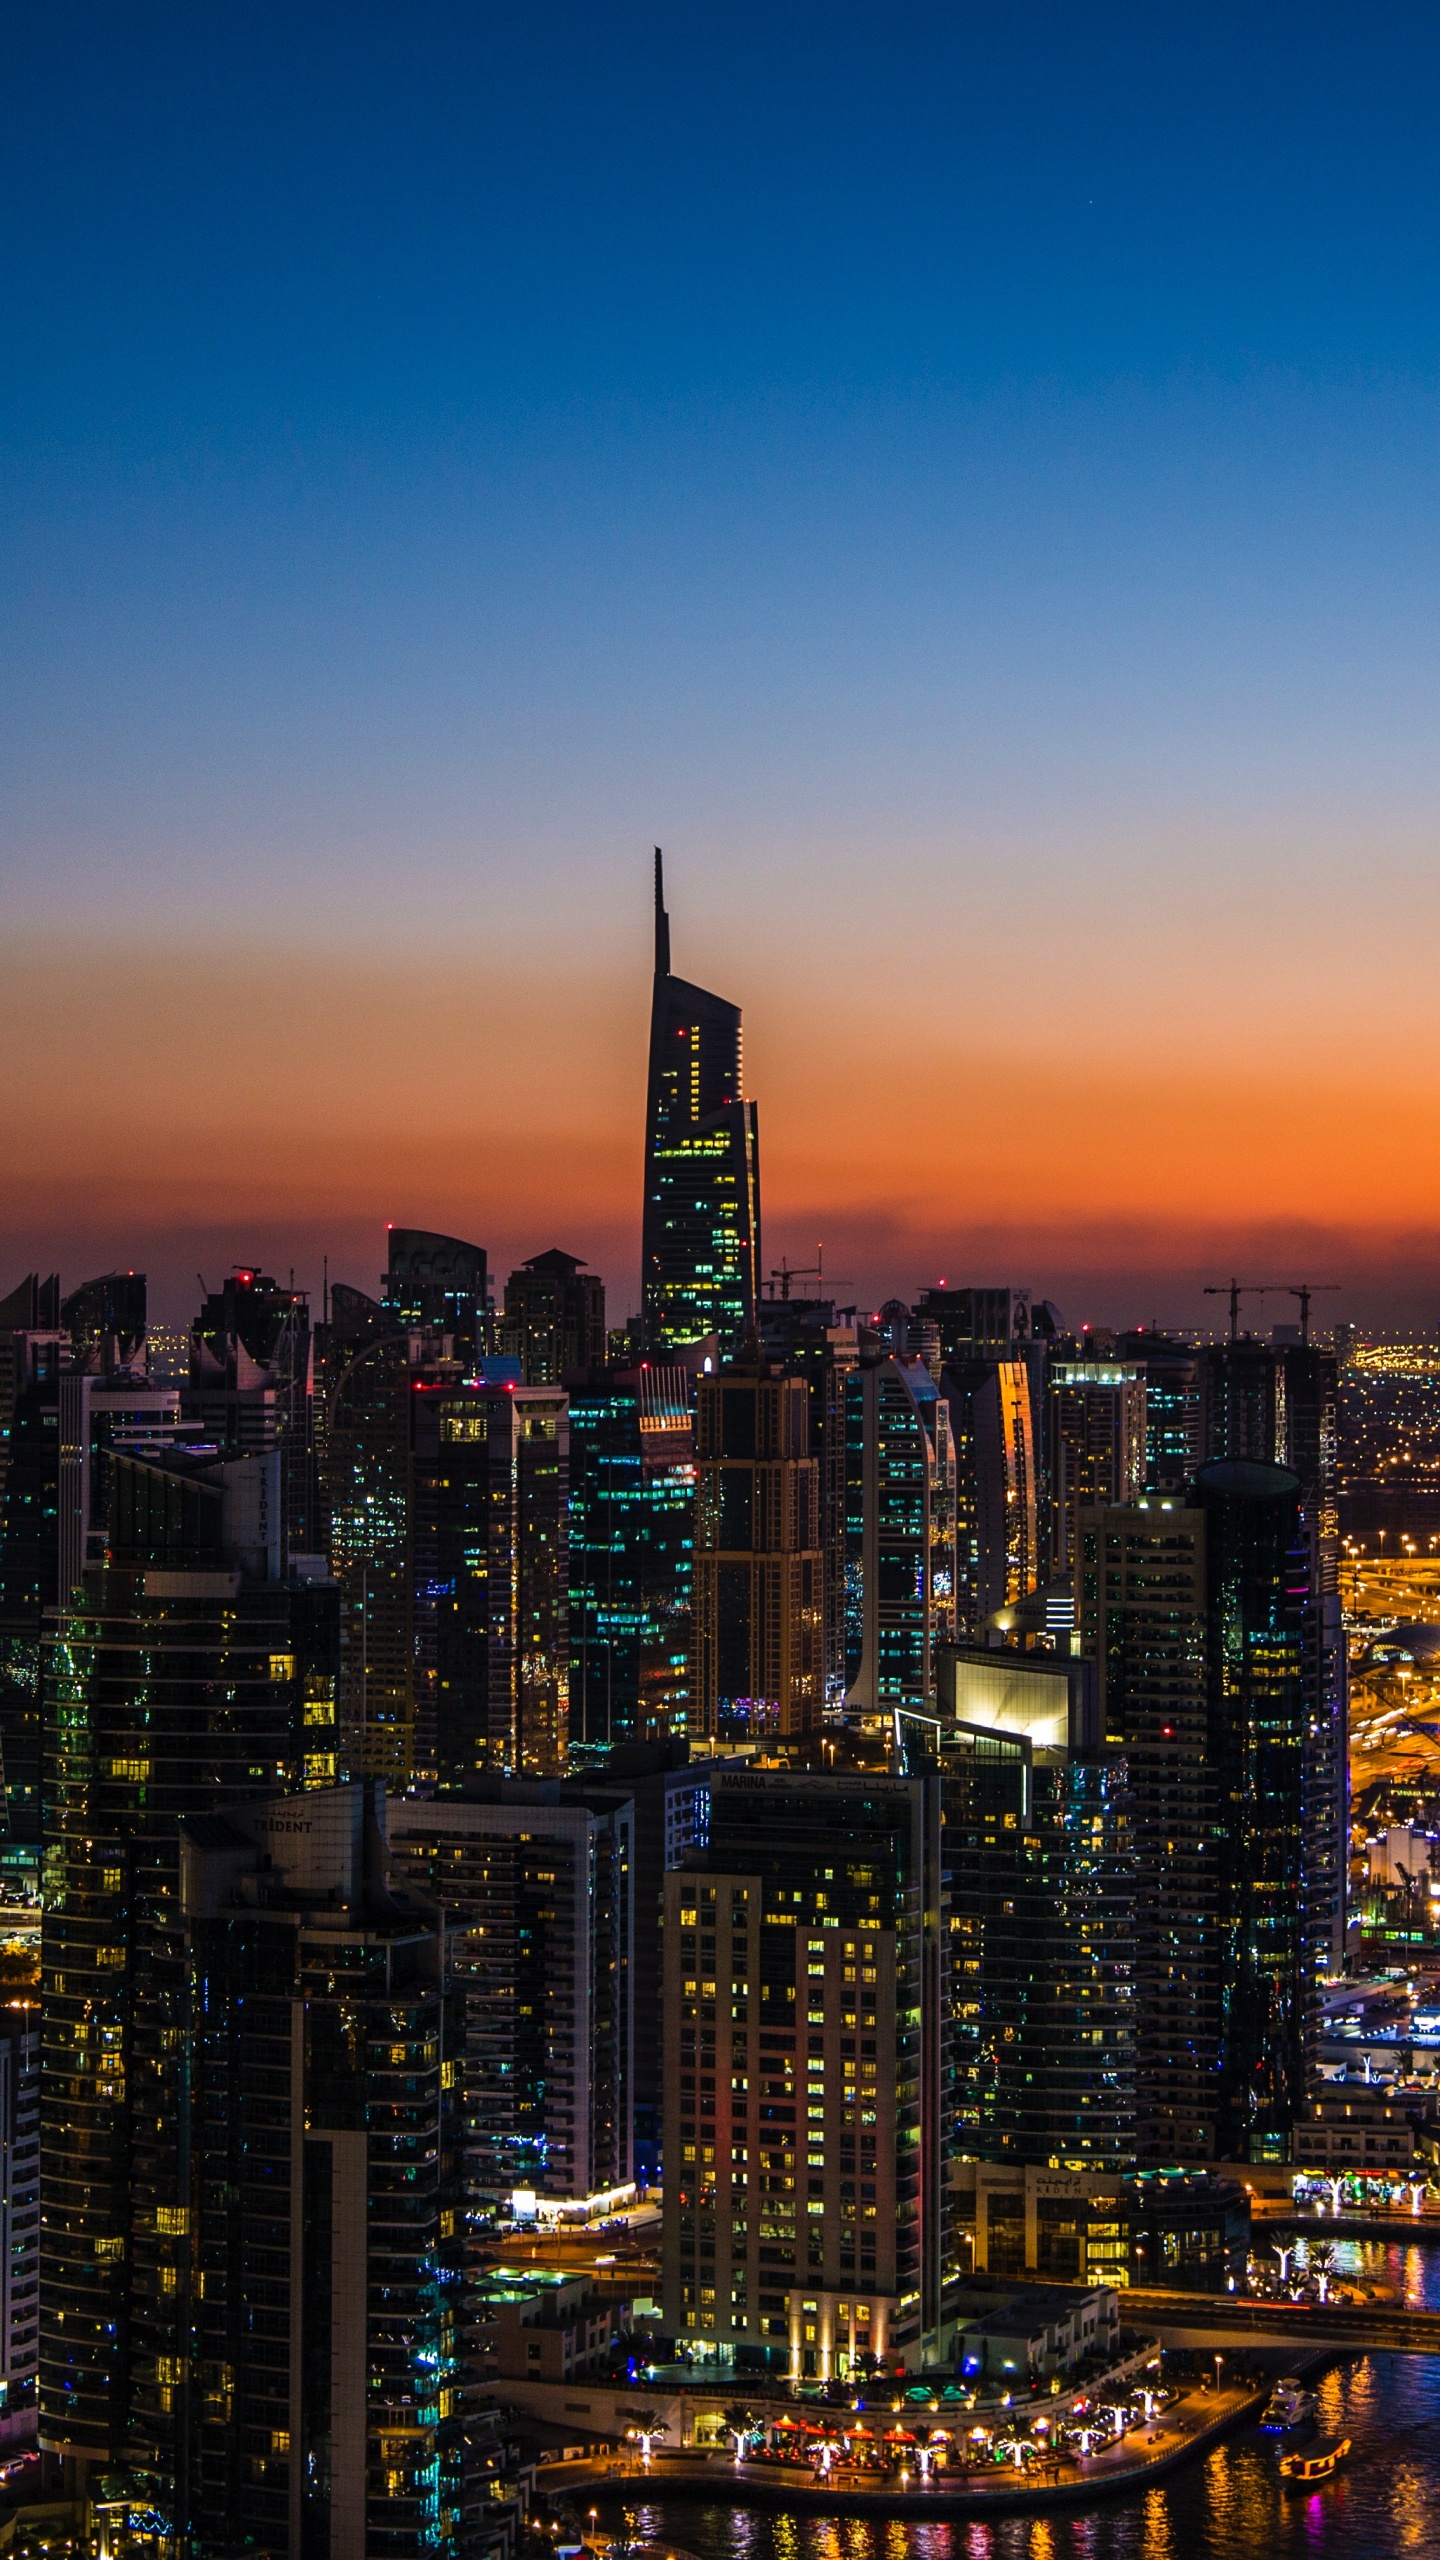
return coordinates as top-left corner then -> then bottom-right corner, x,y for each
609,2319 -> 1440,2555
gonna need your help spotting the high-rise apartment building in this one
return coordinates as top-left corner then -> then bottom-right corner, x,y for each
1119,1332 -> 1204,1493
502,1249 -> 606,1383
180,1785 -> 465,2560
589,1738 -> 713,2179
1047,1362 -> 1146,1579
322,1330 -> 570,1782
756,1296 -> 861,1709
0,2001 -> 39,2448
0,1272 -> 176,1844
1195,1457 -> 1323,2157
1080,1458 -> 1336,2163
931,1717 -> 1138,2172
661,1763 -> 946,2377
844,1354 -> 956,1717
943,1356 -> 1039,1635
412,1378 -> 570,1779
692,1361 -> 822,1739
641,851 -> 760,1355
0,1314 -> 63,1846
1078,1498 -> 1217,2163
1201,1334 -> 1346,1977
190,1266 -> 317,1558
39,1447 -> 338,2530
389,1787 -> 634,2217
567,1365 -> 694,1750
382,1226 -> 489,1363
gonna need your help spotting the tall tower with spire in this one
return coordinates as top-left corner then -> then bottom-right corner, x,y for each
641,849 -> 760,1353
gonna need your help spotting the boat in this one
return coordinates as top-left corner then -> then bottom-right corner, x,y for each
1261,2378 -> 1317,2431
1280,2433 -> 1352,2482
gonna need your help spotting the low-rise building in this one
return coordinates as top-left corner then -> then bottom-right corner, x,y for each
952,2160 -> 1249,2292
1293,2088 -> 1436,2170
472,2268 -> 635,2387
956,2284 -> 1121,2385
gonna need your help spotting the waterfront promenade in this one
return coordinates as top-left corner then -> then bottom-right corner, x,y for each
553,2376 -> 1267,2519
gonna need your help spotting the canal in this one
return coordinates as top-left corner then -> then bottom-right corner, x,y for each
597,2237 -> 1440,2558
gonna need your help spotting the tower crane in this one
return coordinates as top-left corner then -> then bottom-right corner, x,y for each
1202,1279 -> 1340,1343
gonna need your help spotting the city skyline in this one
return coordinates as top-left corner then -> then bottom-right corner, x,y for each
7,7 -> 1440,1329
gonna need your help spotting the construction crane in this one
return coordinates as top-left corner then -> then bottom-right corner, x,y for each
1203,1279 -> 1340,1342
763,1248 -> 850,1302
1288,1283 -> 1340,1344
1203,1279 -> 1278,1340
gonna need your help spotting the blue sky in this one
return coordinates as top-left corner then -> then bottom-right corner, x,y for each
5,3 -> 1440,1323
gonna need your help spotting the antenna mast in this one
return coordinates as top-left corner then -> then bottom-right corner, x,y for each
654,846 -> 671,976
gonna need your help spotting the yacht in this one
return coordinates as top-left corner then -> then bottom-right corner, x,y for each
1261,2377 -> 1317,2431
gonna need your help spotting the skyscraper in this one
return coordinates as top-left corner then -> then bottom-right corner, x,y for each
39,1446 -> 337,2528
567,1364 -> 694,1750
1195,1456 -> 1320,2158
756,1294 -> 863,1709
180,1784 -> 464,2559
641,851 -> 760,1355
1081,1459 -> 1336,2164
1047,1360 -> 1147,1579
844,1352 -> 956,1718
190,1267 -> 317,1559
661,1762 -> 946,2377
321,1313 -> 571,1784
389,1786 -> 635,2218
502,1249 -> 606,1382
943,1355 -> 1040,1636
382,1227 -> 488,1363
1078,1497 -> 1218,2163
691,1359 -> 823,1740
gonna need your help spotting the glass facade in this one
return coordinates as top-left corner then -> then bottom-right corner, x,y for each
692,1368 -> 822,1738
567,1370 -> 693,1748
641,854 -> 760,1355
1197,1457 -> 1316,2157
843,1355 -> 956,1714
934,1723 -> 1138,2172
38,1452 -> 335,2529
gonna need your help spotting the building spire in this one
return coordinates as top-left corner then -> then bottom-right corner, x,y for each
654,845 -> 671,976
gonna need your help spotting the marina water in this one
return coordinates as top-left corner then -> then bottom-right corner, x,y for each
602,2236 -> 1440,2558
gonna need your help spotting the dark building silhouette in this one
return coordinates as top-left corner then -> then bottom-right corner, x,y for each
412,1377 -> 570,1780
180,1785 -> 464,2560
1079,1498 -> 1217,2163
844,1352 -> 956,1717
189,1267 -> 316,1559
59,1272 -> 147,1376
38,1446 -> 338,2535
1118,1330 -> 1204,1493
692,1361 -> 822,1740
322,1329 -> 570,1784
382,1227 -> 488,1362
929,1715 -> 1138,2172
0,1275 -> 169,1846
567,1365 -> 694,1750
390,1785 -> 634,2217
641,850 -> 760,1355
756,1294 -> 862,1709
502,1248 -> 605,1382
585,1738 -> 712,2181
1195,1456 -> 1322,2158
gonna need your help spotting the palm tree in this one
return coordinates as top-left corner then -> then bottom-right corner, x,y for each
625,2410 -> 667,2467
1308,2239 -> 1338,2304
723,2404 -> 758,2463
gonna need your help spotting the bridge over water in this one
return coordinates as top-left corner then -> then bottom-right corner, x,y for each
1126,2287 -> 1440,2354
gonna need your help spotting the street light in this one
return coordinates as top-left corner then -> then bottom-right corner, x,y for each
1213,2353 -> 1223,2397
